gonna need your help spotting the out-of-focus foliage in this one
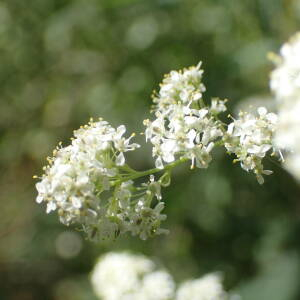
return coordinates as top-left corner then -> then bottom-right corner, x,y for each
0,0 -> 299,299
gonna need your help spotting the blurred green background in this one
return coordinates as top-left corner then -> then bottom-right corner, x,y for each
0,0 -> 300,299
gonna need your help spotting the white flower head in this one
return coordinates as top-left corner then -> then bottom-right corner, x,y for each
145,63 -> 226,170
270,32 -> 300,101
176,273 -> 228,300
35,119 -> 144,241
140,270 -> 176,300
224,107 -> 278,184
91,252 -> 175,300
91,253 -> 236,300
270,32 -> 300,182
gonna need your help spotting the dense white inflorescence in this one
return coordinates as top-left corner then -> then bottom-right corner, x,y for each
270,32 -> 300,181
91,252 -> 231,300
270,33 -> 300,101
144,63 -> 227,170
35,119 -> 167,241
35,61 -> 280,242
140,270 -> 176,300
223,107 -> 278,184
176,273 -> 228,300
91,252 -> 175,300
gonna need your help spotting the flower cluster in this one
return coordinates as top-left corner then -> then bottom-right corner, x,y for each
35,61 -> 281,242
176,273 -> 228,300
91,252 -> 175,300
270,33 -> 300,101
35,119 -> 167,241
144,63 -> 226,169
270,32 -> 300,181
223,107 -> 278,184
91,252 -> 231,300
107,177 -> 169,241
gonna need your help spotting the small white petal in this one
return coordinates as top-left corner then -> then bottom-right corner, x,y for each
116,152 -> 125,166
155,157 -> 164,169
258,106 -> 267,116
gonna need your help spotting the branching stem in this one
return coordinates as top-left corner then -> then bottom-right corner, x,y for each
111,157 -> 189,186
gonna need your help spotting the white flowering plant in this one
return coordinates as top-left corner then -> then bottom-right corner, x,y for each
90,252 -> 233,300
34,57 -> 283,243
32,31 -> 300,300
270,32 -> 300,181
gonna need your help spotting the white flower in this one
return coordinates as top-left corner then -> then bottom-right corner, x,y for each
91,252 -> 175,300
274,101 -> 300,150
140,271 -> 175,300
285,153 -> 300,180
144,63 -> 226,170
91,252 -> 237,300
270,32 -> 300,100
224,107 -> 277,184
35,119 -> 143,241
270,32 -> 300,181
210,98 -> 227,114
36,123 -> 168,241
113,125 -> 140,164
176,273 -> 228,300
91,252 -> 155,300
158,63 -> 206,104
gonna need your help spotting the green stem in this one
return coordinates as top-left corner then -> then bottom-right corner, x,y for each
111,157 -> 189,186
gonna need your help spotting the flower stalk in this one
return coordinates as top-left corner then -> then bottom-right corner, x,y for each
111,157 -> 189,187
